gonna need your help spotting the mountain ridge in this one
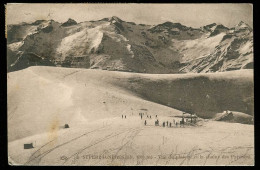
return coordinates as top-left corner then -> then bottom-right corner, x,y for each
7,16 -> 253,73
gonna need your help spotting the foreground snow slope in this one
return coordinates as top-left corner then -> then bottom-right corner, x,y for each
8,67 -> 254,165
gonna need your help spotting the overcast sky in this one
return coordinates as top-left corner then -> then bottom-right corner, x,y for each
6,3 -> 253,28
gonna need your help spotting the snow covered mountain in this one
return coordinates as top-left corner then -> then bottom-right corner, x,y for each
7,16 -> 253,73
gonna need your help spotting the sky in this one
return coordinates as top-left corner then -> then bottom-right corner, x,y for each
6,3 -> 253,28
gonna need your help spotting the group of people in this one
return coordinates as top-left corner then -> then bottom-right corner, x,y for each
122,112 -> 194,128
139,112 -> 153,119
144,116 -> 186,128
162,121 -> 173,127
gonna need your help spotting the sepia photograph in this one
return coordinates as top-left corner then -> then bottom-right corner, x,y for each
6,3 -> 254,166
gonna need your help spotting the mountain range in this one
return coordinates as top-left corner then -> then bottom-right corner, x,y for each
7,16 -> 253,73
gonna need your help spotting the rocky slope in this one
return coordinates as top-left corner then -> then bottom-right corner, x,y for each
7,17 -> 253,73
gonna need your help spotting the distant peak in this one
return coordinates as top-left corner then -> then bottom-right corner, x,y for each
162,21 -> 173,25
160,22 -> 187,28
61,18 -> 77,27
162,21 -> 180,25
100,16 -> 123,23
67,18 -> 76,22
110,16 -> 123,23
202,23 -> 229,32
203,23 -> 217,28
31,20 -> 47,25
215,24 -> 229,30
235,21 -> 252,31
238,21 -> 246,25
111,16 -> 120,20
237,21 -> 249,27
